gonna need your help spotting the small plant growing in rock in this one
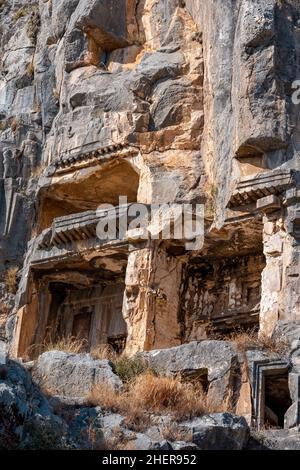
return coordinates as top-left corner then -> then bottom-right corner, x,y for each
161,422 -> 193,443
27,8 -> 40,44
10,117 -> 20,132
26,62 -> 34,78
113,355 -> 148,383
0,120 -> 8,131
103,426 -> 136,450
5,266 -> 18,294
12,7 -> 28,22
204,180 -> 218,220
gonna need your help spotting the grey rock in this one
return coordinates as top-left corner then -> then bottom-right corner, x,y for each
101,412 -> 125,430
48,395 -> 88,408
20,413 -> 69,450
151,439 -> 173,450
273,320 -> 300,350
134,433 -> 153,451
179,413 -> 249,450
172,441 -> 199,450
0,340 -> 6,364
288,373 -> 300,402
70,0 -> 129,49
250,429 -> 300,450
33,351 -> 123,398
68,407 -> 104,450
284,401 -> 300,430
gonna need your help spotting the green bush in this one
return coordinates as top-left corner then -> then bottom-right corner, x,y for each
113,355 -> 148,383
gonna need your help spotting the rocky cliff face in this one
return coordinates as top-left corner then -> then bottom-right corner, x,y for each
1,0 -> 300,445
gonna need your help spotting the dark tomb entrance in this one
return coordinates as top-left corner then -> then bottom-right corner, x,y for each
263,370 -> 292,428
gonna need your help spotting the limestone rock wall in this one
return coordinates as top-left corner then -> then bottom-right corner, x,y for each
186,0 -> 300,225
0,0 -> 300,357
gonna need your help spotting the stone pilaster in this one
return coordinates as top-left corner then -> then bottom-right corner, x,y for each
123,242 -> 182,356
260,193 -> 300,337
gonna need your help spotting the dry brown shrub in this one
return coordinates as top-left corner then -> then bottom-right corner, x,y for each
207,324 -> 288,356
90,344 -> 118,362
130,372 -> 206,421
88,382 -> 122,413
26,62 -> 34,77
87,371 -> 212,432
161,422 -> 193,442
103,426 -> 136,450
225,328 -> 288,355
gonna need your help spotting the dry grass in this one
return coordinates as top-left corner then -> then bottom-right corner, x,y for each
27,8 -> 40,43
10,117 -> 20,132
103,426 -> 136,450
204,181 -> 218,220
41,335 -> 87,355
132,372 -> 206,420
0,120 -> 8,131
161,422 -> 193,442
0,300 -> 8,317
88,372 -> 209,431
26,62 -> 34,77
30,163 -> 47,178
224,328 -> 288,355
5,266 -> 18,294
13,7 -> 28,22
0,300 -> 9,340
90,344 -> 117,362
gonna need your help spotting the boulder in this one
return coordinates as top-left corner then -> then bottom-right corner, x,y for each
33,351 -> 122,398
178,413 -> 249,450
0,359 -> 68,450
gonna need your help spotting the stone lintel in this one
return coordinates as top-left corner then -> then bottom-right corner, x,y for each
256,195 -> 281,213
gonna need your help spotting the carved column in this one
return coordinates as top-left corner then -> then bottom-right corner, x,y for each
123,242 -> 182,356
